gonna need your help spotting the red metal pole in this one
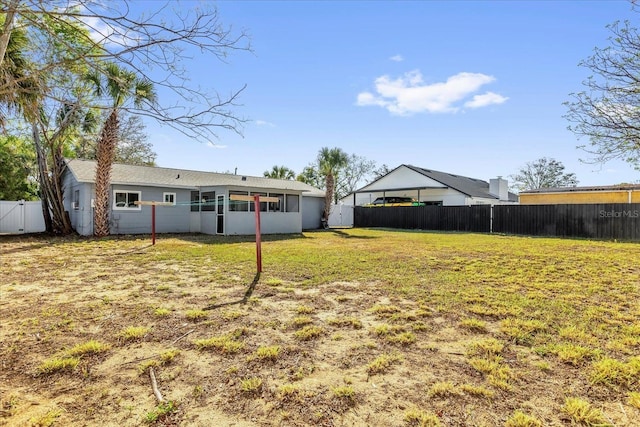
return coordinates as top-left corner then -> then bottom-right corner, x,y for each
152,204 -> 156,245
254,195 -> 262,272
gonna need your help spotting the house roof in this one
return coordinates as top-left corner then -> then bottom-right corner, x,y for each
65,159 -> 325,197
356,164 -> 518,201
521,184 -> 640,194
404,165 -> 503,199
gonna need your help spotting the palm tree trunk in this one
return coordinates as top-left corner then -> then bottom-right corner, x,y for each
93,110 -> 119,237
0,0 -> 20,68
323,173 -> 334,223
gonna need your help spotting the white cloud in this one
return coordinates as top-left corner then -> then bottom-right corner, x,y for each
390,54 -> 404,62
356,70 -> 507,115
255,120 -> 276,127
80,16 -> 130,48
464,91 -> 509,108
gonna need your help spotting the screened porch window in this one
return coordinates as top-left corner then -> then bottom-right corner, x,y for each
249,192 -> 268,212
285,194 -> 299,212
201,191 -> 216,212
229,191 -> 249,212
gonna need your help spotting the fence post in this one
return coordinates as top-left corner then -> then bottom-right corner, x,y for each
490,205 -> 494,234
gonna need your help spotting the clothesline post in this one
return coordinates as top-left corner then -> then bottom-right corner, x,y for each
133,201 -> 174,245
229,194 -> 280,273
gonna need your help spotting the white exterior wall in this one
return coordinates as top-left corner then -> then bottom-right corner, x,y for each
189,212 -> 201,233
225,211 -> 301,235
65,176 -> 94,236
200,212 -> 217,234
302,196 -> 324,230
362,166 -> 446,191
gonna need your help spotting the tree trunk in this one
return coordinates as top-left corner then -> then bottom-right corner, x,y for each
0,0 -> 20,68
323,173 -> 334,223
33,124 -> 52,232
32,122 -> 74,234
93,110 -> 119,237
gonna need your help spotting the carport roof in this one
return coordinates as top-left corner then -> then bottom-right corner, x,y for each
65,159 -> 325,197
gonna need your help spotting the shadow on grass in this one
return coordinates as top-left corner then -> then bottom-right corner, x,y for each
328,228 -> 378,239
202,272 -> 262,310
0,233 -> 75,255
173,233 -> 309,245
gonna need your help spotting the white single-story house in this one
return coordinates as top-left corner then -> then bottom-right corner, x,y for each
343,164 -> 518,206
63,159 -> 325,236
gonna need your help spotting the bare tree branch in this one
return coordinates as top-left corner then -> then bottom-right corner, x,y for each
565,14 -> 640,169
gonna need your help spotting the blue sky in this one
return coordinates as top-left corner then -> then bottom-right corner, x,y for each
137,0 -> 639,188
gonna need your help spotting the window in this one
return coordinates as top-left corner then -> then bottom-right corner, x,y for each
73,190 -> 80,210
250,192 -> 268,212
229,191 -> 249,212
163,192 -> 176,205
190,191 -> 200,212
286,194 -> 299,212
113,190 -> 141,210
201,191 -> 215,212
268,193 -> 284,212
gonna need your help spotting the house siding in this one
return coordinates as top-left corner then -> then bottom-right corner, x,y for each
64,168 -> 94,235
63,160 -> 324,236
361,167 -> 445,192
226,212 -> 301,235
302,197 -> 324,230
520,190 -> 640,205
110,186 -> 192,235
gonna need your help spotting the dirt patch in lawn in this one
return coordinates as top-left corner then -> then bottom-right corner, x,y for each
2,231 -> 640,426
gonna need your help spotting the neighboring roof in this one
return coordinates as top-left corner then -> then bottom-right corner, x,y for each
355,164 -> 518,201
521,184 -> 640,194
65,159 -> 325,197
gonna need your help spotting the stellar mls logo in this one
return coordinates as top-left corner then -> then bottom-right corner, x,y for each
599,209 -> 640,218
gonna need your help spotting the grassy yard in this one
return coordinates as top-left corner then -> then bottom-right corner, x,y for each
1,229 -> 639,427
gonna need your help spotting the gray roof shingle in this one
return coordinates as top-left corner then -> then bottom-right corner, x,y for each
65,159 -> 325,197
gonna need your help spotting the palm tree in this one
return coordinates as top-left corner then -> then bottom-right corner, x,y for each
317,147 -> 348,227
263,165 -> 295,180
89,63 -> 156,236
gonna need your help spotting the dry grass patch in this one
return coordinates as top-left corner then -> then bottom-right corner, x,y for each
66,340 -> 110,356
562,397 -> 611,426
194,334 -> 245,354
119,326 -> 150,341
505,410 -> 542,427
185,309 -> 208,321
366,353 -> 403,375
293,325 -> 324,341
38,357 -> 79,375
3,230 -> 640,426
404,409 -> 442,426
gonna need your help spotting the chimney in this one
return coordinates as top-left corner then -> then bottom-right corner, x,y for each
490,176 -> 509,201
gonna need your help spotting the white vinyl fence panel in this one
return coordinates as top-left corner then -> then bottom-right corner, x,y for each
0,200 -> 46,234
328,204 -> 354,227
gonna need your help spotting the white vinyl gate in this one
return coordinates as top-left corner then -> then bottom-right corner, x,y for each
0,200 -> 46,234
327,204 -> 354,227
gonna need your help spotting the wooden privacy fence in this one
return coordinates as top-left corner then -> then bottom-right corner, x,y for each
354,205 -> 491,233
354,203 -> 640,241
493,203 -> 640,241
